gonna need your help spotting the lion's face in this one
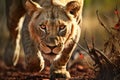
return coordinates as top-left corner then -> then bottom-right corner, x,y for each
25,0 -> 82,59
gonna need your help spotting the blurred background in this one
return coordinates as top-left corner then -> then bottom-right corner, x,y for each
0,0 -> 120,59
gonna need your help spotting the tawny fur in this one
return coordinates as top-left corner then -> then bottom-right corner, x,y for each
4,0 -> 84,79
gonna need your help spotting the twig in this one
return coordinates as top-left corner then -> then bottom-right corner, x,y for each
96,10 -> 112,35
95,48 -> 113,65
71,38 -> 95,60
92,35 -> 95,49
71,38 -> 88,54
83,31 -> 91,53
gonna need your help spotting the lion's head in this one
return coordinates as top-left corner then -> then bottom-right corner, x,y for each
25,0 -> 83,59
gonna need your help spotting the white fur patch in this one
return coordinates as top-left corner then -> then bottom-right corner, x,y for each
13,15 -> 25,66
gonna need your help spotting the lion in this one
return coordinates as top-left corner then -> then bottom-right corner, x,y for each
4,0 -> 84,79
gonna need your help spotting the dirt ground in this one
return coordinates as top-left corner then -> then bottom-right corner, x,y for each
0,58 -> 96,80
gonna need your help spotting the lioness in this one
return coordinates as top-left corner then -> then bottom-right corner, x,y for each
4,0 -> 84,79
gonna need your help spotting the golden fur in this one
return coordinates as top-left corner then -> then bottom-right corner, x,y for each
4,0 -> 84,79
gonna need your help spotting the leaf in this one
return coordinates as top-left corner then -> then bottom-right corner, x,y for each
79,53 -> 84,59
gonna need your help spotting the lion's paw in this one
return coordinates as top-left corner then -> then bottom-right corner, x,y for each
50,69 -> 71,79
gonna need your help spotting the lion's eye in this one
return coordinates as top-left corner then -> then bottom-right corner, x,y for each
39,24 -> 46,30
58,25 -> 66,36
59,25 -> 66,30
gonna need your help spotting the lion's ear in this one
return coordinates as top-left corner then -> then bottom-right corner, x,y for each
65,1 -> 81,17
25,0 -> 42,15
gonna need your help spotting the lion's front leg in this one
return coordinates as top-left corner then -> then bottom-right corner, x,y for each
23,41 -> 45,72
22,36 -> 45,72
25,51 -> 44,72
50,43 -> 76,79
22,18 -> 44,72
50,58 -> 71,79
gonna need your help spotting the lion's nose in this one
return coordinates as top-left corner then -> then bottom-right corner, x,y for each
46,36 -> 58,46
49,36 -> 57,42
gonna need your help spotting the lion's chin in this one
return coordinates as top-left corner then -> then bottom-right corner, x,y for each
42,53 -> 60,62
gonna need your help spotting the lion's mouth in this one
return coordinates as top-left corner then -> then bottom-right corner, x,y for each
45,45 -> 61,55
43,52 -> 57,56
47,45 -> 57,50
39,43 -> 63,55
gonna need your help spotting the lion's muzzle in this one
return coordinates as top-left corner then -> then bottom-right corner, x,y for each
40,42 -> 63,55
